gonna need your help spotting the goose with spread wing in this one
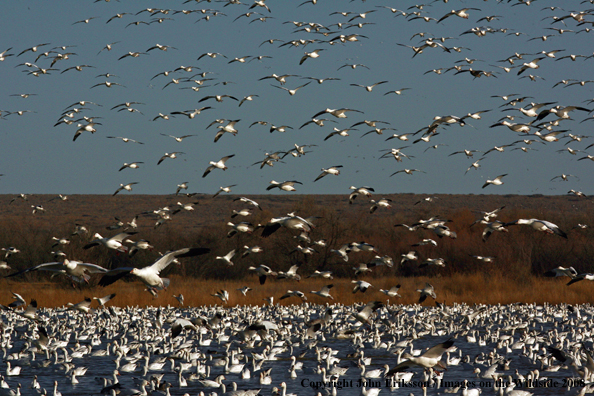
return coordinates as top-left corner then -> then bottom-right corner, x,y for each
504,218 -> 567,238
83,232 -> 138,252
5,259 -> 108,283
98,247 -> 210,291
386,339 -> 454,374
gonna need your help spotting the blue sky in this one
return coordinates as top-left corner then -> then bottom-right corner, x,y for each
1,0 -> 593,196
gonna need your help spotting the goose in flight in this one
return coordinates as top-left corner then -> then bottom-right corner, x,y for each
352,280 -> 373,294
213,184 -> 237,197
261,215 -> 314,237
370,198 -> 392,213
216,249 -> 236,266
83,232 -> 138,252
267,180 -> 302,191
157,152 -> 184,165
113,182 -> 138,196
438,8 -> 481,23
380,285 -> 402,298
314,165 -> 343,182
482,174 -> 507,188
280,290 -> 307,301
350,81 -> 388,92
248,265 -> 277,285
504,218 -> 568,238
567,273 -> 594,286
517,57 -> 545,75
227,222 -> 255,237
310,284 -> 334,299
5,259 -> 108,284
417,282 -> 437,303
544,266 -> 577,278
233,196 -> 262,210
203,155 -> 235,177
312,108 -> 363,119
271,82 -> 310,96
98,247 -> 210,291
387,339 -> 454,374
481,220 -> 509,242
160,133 -> 196,142
215,120 -> 240,142
118,162 -> 143,171
390,169 -> 425,176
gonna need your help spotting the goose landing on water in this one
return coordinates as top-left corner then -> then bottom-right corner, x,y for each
386,339 -> 454,374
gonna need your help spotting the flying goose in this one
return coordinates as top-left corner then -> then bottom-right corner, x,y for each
417,283 -> 437,303
386,339 -> 454,374
314,165 -> 343,181
310,284 -> 334,299
5,259 -> 108,283
482,174 -> 507,189
248,265 -> 277,284
203,155 -> 235,177
98,247 -> 210,290
83,232 -> 138,252
504,218 -> 567,238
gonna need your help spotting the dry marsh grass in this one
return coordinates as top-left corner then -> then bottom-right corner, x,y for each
0,193 -> 593,307
3,274 -> 593,308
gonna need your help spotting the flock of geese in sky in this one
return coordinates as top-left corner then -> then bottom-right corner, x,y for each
2,0 -> 594,394
0,0 -> 593,196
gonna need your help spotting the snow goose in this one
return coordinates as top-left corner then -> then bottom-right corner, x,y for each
83,232 -> 137,252
352,280 -> 373,293
387,339 -> 454,374
227,222 -> 255,237
261,215 -> 314,237
417,283 -> 437,303
216,249 -> 236,266
213,184 -> 237,197
212,290 -> 229,303
5,259 -> 108,283
504,218 -> 567,238
233,197 -> 262,210
482,174 -> 507,189
314,165 -> 343,182
267,180 -> 302,191
248,265 -> 277,284
93,293 -> 116,307
330,244 -> 351,262
203,154 -> 235,177
481,220 -> 509,242
543,266 -> 577,278
310,284 -> 334,299
369,198 -> 391,213
380,285 -> 401,298
5,362 -> 21,376
567,273 -> 594,286
112,182 -> 138,196
280,290 -> 307,301
352,301 -> 383,325
97,247 -> 210,291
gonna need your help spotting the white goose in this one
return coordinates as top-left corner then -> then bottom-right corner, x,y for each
97,247 -> 210,291
83,232 -> 137,252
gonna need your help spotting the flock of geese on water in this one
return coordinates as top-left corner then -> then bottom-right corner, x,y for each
3,293 -> 594,396
3,0 -> 594,394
